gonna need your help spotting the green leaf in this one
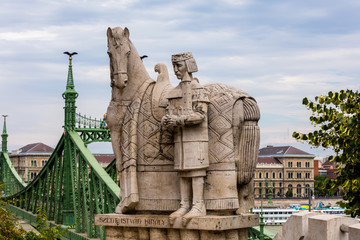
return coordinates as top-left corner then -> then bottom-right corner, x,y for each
302,97 -> 309,105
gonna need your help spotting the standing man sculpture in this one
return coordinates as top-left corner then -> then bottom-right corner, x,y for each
161,52 -> 210,226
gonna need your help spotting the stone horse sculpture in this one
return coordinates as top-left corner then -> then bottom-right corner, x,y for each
106,27 -> 260,217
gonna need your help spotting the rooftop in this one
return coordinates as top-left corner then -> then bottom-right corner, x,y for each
18,142 -> 54,153
257,157 -> 282,165
259,145 -> 312,156
94,154 -> 115,164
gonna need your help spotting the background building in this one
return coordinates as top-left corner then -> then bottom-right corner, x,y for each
319,158 -> 339,179
254,145 -> 315,198
9,142 -> 54,183
93,154 -> 115,168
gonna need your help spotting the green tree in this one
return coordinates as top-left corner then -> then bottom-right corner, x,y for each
0,182 -> 28,239
285,189 -> 293,198
0,183 -> 68,239
0,198 -> 27,239
314,175 -> 337,197
34,205 -> 68,239
293,89 -> 360,217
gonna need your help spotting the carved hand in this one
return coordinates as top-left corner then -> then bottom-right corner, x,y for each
161,115 -> 184,127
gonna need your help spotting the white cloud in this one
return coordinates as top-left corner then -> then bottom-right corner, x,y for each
0,30 -> 57,41
220,0 -> 251,7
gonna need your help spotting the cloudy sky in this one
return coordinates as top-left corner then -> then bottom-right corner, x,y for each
1,0 -> 359,156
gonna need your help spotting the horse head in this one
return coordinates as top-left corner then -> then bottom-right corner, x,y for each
107,27 -> 131,90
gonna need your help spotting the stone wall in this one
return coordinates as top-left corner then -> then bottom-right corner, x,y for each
273,212 -> 360,240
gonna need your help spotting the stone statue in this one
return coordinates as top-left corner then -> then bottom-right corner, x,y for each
161,52 -> 209,226
105,27 -> 260,218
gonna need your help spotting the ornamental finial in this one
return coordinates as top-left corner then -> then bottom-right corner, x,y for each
63,51 -> 78,60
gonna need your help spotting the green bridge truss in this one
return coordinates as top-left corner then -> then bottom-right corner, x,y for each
0,55 -> 272,240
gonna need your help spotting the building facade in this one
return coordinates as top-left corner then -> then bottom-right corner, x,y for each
9,143 -> 54,183
254,145 -> 315,198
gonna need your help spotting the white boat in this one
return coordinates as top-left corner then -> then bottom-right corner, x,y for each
252,203 -> 346,225
252,207 -> 299,225
314,207 -> 347,217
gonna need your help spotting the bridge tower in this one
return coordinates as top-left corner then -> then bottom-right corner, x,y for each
62,54 -> 78,129
62,53 -> 79,225
1,115 -> 8,153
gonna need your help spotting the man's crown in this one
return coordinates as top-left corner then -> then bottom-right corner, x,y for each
172,52 -> 193,62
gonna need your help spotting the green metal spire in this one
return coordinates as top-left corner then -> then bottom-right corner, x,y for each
66,57 -> 74,90
62,52 -> 78,130
1,115 -> 8,152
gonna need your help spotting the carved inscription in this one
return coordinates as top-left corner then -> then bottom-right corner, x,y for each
97,216 -> 167,227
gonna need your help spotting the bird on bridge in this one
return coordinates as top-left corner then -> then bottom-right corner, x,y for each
63,52 -> 78,60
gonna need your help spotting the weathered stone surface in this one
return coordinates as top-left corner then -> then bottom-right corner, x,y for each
149,228 -> 167,240
101,226 -> 251,240
95,213 -> 258,230
274,212 -> 360,240
306,215 -> 359,240
349,223 -> 360,240
167,229 -> 181,240
224,229 -> 239,240
274,211 -> 319,240
180,229 -> 199,240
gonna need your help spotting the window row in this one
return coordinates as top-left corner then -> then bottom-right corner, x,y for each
287,161 -> 311,168
30,172 -> 37,180
287,172 -> 311,179
258,182 -> 282,188
30,159 -> 48,167
258,172 -> 282,179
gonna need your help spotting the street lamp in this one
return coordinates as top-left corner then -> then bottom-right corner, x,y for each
259,180 -> 265,240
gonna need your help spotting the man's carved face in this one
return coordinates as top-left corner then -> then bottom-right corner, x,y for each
173,61 -> 187,80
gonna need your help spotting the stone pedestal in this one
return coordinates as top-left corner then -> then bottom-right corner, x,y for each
95,214 -> 259,240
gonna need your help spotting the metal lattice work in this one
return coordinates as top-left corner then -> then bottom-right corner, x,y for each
75,113 -> 111,144
75,113 -> 106,129
75,128 -> 111,145
104,158 -> 118,184
5,132 -> 120,239
0,151 -> 26,196
0,115 -> 25,195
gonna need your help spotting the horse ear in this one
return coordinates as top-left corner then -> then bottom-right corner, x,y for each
124,27 -> 130,39
107,27 -> 113,39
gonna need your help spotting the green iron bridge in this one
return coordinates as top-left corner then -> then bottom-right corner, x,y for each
0,55 -> 273,240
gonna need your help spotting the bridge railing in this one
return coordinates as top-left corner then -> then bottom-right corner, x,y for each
248,226 -> 276,239
75,113 -> 107,129
74,113 -> 111,145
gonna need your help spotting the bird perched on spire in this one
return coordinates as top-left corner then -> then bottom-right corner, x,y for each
63,51 -> 78,60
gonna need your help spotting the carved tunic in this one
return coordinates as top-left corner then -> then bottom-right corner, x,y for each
166,80 -> 210,174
